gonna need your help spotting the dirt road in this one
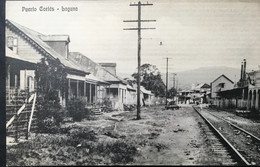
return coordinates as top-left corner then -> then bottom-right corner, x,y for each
7,105 -> 226,165
115,105 -> 217,165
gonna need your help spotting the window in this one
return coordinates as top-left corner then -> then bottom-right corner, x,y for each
7,36 -> 18,51
219,83 -> 225,88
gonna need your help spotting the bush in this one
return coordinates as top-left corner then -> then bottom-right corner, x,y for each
102,98 -> 112,107
67,127 -> 98,147
41,117 -> 59,133
36,93 -> 64,134
96,140 -> 138,164
67,98 -> 88,122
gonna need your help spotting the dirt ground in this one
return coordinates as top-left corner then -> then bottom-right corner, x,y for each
206,108 -> 260,138
116,105 -> 210,165
6,105 -> 227,165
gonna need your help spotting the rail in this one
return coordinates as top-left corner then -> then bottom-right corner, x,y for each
192,105 -> 250,166
208,112 -> 260,143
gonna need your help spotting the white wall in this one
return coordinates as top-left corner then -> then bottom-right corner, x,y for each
211,76 -> 234,98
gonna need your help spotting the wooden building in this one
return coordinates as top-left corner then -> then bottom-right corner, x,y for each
5,19 -> 104,107
210,74 -> 234,99
68,52 -> 128,110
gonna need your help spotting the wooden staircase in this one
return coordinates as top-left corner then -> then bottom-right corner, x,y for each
92,108 -> 103,115
6,89 -> 37,141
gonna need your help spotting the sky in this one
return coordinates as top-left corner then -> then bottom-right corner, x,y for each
6,0 -> 260,78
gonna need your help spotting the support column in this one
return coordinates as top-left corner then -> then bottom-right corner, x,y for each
108,85 -> 110,99
84,81 -> 86,97
251,90 -> 255,109
89,83 -> 92,103
125,89 -> 127,104
118,88 -> 120,101
255,89 -> 259,110
76,80 -> 79,98
95,84 -> 97,103
68,79 -> 71,100
14,74 -> 18,88
247,94 -> 250,110
247,89 -> 252,110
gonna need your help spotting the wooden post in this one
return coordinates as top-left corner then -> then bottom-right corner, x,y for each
247,91 -> 250,110
6,94 -> 34,128
14,98 -> 18,142
136,1 -> 141,119
95,84 -> 97,103
108,85 -> 110,99
25,86 -> 29,140
251,91 -> 255,110
28,93 -> 36,138
15,74 -> 18,88
118,88 -> 120,102
124,1 -> 155,119
15,115 -> 18,142
90,83 -> 92,104
24,69 -> 27,91
7,65 -> 11,103
84,81 -> 86,97
256,90 -> 259,110
76,80 -> 79,98
68,79 -> 71,100
125,89 -> 127,104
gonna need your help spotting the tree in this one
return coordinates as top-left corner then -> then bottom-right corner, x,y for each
35,57 -> 67,133
131,64 -> 166,97
167,87 -> 177,99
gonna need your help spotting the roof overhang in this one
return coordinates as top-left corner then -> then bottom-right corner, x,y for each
65,67 -> 88,76
86,74 -> 110,85
6,47 -> 36,64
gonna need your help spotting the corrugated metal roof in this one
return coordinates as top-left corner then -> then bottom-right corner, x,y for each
69,52 -> 126,83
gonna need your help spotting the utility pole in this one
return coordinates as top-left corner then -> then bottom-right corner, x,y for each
163,57 -> 171,107
172,73 -> 176,89
123,1 -> 156,120
176,78 -> 178,90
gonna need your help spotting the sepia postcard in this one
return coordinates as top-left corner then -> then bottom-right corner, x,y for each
5,0 -> 260,166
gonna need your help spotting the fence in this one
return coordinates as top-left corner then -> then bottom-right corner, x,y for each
213,98 -> 247,109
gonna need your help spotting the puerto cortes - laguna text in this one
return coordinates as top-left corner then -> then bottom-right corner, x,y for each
22,6 -> 78,12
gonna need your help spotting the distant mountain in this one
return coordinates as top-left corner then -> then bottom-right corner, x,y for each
117,66 -> 241,90
164,66 -> 241,90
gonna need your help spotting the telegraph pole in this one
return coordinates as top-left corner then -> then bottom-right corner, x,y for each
172,73 -> 176,89
163,57 -> 171,107
123,1 -> 156,120
176,78 -> 178,90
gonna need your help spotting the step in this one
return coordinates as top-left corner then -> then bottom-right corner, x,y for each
6,104 -> 24,107
94,112 -> 103,115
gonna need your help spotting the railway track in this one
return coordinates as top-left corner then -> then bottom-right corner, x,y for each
192,105 -> 260,166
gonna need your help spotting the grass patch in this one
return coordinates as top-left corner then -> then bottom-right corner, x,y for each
7,126 -> 138,166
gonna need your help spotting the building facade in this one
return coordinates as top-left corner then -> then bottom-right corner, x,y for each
5,19 -> 105,107
211,74 -> 234,99
247,70 -> 260,111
